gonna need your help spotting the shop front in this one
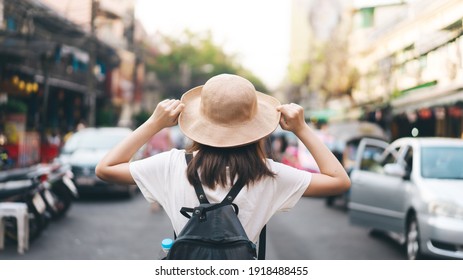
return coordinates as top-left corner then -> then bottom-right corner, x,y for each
389,83 -> 463,140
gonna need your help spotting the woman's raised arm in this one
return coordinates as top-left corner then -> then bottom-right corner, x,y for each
95,99 -> 184,185
277,103 -> 350,197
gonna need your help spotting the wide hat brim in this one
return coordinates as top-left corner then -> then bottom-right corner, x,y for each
178,86 -> 281,147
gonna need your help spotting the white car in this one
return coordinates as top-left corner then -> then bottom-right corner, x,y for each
348,137 -> 463,260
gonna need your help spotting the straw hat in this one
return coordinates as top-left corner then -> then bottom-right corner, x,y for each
178,74 -> 281,147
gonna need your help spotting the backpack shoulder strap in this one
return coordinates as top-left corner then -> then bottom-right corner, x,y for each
219,181 -> 245,205
258,225 -> 266,260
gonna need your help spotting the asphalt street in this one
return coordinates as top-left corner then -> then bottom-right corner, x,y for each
0,192 -> 406,260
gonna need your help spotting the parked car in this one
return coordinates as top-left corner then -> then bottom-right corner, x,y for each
56,127 -> 138,197
325,121 -> 389,208
348,137 -> 463,260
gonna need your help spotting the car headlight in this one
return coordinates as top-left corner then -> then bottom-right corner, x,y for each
428,201 -> 463,219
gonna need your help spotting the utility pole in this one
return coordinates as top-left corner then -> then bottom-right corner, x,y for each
87,0 -> 98,127
40,52 -> 51,131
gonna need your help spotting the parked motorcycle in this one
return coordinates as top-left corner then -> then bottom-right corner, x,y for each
0,167 -> 49,241
0,162 -> 78,242
33,163 -> 78,219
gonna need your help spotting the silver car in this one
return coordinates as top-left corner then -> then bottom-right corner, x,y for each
348,137 -> 463,260
57,127 -> 139,197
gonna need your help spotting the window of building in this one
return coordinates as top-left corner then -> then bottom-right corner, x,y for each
359,7 -> 375,28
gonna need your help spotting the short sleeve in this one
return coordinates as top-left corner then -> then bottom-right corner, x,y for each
268,160 -> 312,212
129,150 -> 174,205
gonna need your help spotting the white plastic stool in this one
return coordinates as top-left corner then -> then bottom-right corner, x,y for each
0,202 -> 29,254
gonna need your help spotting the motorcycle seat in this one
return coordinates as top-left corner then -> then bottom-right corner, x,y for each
0,180 -> 35,200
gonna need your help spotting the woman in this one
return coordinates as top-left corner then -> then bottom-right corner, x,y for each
96,74 -> 350,244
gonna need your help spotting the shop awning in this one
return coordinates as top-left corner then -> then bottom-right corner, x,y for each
391,82 -> 463,114
306,109 -> 339,122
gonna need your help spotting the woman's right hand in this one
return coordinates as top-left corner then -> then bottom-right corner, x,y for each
276,103 -> 307,134
149,99 -> 185,129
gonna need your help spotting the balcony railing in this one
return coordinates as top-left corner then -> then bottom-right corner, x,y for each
16,59 -> 105,94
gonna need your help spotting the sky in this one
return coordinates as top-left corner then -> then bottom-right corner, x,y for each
134,0 -> 292,90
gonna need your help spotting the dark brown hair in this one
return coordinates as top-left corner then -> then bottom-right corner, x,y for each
186,140 -> 276,190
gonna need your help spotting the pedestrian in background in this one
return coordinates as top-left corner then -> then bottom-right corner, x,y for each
281,144 -> 302,169
144,128 -> 173,157
63,120 -> 87,143
96,74 -> 350,250
270,133 -> 288,162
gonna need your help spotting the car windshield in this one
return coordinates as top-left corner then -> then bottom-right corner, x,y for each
421,146 -> 463,179
61,129 -> 130,154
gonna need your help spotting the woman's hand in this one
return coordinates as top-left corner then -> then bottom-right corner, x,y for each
150,99 -> 185,129
277,103 -> 306,134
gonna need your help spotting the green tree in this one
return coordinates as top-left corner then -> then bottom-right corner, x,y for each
146,30 -> 268,99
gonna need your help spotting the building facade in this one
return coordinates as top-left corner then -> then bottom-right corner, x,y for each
41,0 -> 147,128
0,0 -> 121,167
350,0 -> 463,139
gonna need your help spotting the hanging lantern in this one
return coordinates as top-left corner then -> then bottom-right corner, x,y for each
18,80 -> 26,91
12,76 -> 19,85
418,108 -> 432,119
448,106 -> 462,118
32,83 -> 39,92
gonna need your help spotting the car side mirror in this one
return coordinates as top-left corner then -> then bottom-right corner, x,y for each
384,163 -> 406,178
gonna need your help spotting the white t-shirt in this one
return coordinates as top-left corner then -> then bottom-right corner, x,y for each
129,149 -> 312,243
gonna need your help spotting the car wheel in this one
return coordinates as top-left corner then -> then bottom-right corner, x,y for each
341,193 -> 350,210
406,215 -> 422,260
121,185 -> 137,199
325,196 -> 335,207
368,229 -> 384,237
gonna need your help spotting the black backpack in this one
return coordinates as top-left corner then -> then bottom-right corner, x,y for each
164,153 -> 266,260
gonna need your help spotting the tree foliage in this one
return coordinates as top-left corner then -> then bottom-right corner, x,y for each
287,5 -> 359,106
146,30 -> 268,99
